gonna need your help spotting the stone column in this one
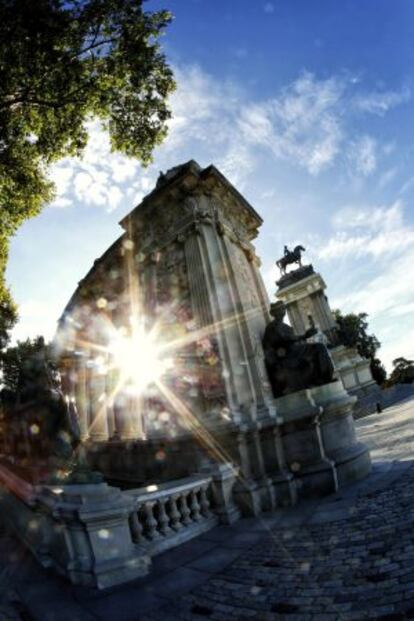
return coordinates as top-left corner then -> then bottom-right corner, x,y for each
186,220 -> 268,423
184,228 -> 240,417
74,353 -> 89,441
208,463 -> 241,524
250,429 -> 276,511
220,237 -> 271,418
115,391 -> 140,440
88,362 -> 109,442
105,364 -> 116,440
310,293 -> 334,332
287,301 -> 306,334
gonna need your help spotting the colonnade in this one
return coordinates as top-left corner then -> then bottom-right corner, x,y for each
60,352 -> 144,442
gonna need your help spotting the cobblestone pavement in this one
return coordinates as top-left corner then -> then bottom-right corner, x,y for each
0,524 -> 32,621
146,400 -> 414,621
149,462 -> 414,621
1,398 -> 414,621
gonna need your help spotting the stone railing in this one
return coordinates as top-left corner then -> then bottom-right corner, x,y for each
125,474 -> 218,555
0,462 -> 240,588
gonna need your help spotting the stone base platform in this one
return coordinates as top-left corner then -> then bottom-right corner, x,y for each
275,380 -> 371,499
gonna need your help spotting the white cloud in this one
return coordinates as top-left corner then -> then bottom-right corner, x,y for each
353,86 -> 410,116
52,197 -> 72,209
389,301 -> 414,317
378,167 -> 398,189
320,201 -> 412,260
317,199 -> 414,370
348,135 -> 377,176
239,72 -> 346,175
44,66 -> 410,213
399,176 -> 414,196
331,201 -> 403,231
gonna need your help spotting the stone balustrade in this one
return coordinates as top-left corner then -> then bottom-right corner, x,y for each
0,461 -> 240,588
125,474 -> 219,555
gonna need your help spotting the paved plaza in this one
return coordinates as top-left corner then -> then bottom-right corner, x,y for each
1,396 -> 414,621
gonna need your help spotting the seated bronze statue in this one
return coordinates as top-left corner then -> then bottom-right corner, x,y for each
262,301 -> 334,397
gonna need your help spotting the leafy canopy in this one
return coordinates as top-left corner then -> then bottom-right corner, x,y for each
388,357 -> 414,386
0,336 -> 50,393
0,0 -> 175,347
333,310 -> 387,386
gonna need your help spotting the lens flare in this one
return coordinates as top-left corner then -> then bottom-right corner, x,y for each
109,324 -> 171,395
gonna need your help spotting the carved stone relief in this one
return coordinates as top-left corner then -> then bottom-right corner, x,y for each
231,243 -> 261,311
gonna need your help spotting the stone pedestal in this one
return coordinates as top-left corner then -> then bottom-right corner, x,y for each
208,463 -> 241,524
275,381 -> 371,499
276,266 -> 379,399
315,381 -> 372,486
276,267 -> 337,342
331,345 -> 379,396
275,390 -> 338,498
38,483 -> 150,589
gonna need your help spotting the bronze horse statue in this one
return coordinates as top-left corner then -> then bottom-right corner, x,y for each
276,245 -> 306,275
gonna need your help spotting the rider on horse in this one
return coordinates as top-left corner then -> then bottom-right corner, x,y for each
276,245 -> 306,275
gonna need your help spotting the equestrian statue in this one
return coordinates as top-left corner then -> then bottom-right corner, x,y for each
276,245 -> 306,275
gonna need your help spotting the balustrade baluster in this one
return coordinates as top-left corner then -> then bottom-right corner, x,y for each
129,509 -> 144,543
189,488 -> 202,521
199,484 -> 211,517
143,501 -> 160,540
157,498 -> 172,536
169,494 -> 183,531
179,492 -> 192,526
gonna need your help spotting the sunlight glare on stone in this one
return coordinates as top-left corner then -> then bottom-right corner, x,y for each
109,323 -> 171,395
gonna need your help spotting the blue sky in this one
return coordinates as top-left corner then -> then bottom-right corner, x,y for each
6,0 -> 414,370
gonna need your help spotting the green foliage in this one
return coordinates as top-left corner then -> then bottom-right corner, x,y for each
388,357 -> 414,386
0,336 -> 50,393
333,309 -> 387,386
370,357 -> 387,387
0,0 -> 175,347
0,285 -> 18,352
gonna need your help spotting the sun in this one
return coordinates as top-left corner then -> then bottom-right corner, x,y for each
109,322 -> 171,395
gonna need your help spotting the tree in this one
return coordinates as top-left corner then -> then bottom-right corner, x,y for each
333,310 -> 387,386
388,357 -> 414,386
0,0 -> 175,347
0,287 -> 18,352
0,336 -> 50,393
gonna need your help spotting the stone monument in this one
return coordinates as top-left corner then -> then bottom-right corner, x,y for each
275,247 -> 379,398
262,297 -> 371,496
55,162 -> 372,516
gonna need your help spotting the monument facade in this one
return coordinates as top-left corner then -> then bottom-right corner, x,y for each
55,161 -> 371,515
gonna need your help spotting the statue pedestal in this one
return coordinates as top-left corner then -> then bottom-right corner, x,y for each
331,345 -> 380,397
275,390 -> 338,498
315,381 -> 372,486
275,381 -> 371,499
38,483 -> 150,588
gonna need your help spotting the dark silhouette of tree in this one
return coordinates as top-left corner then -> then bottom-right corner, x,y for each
333,310 -> 387,386
388,357 -> 414,386
0,336 -> 50,393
